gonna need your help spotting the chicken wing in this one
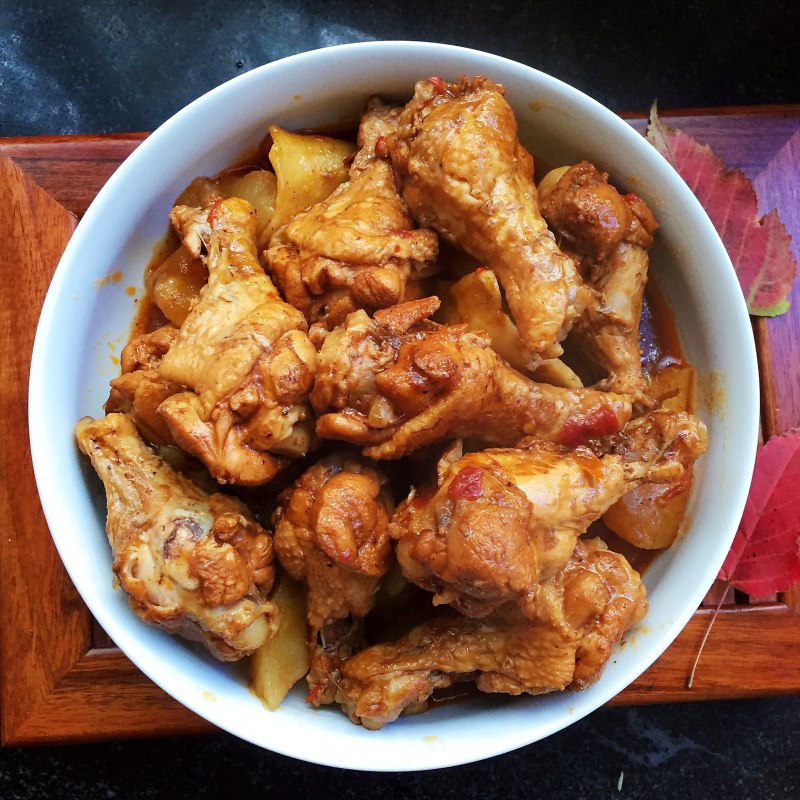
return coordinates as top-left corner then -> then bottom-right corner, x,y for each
266,98 -> 439,330
539,162 -> 658,399
335,538 -> 646,729
311,298 -> 632,460
390,409 -> 707,619
105,325 -> 182,445
273,453 -> 394,704
75,413 -> 277,661
157,197 -> 317,486
386,76 -> 587,358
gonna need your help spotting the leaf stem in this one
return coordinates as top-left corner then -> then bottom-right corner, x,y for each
687,579 -> 732,689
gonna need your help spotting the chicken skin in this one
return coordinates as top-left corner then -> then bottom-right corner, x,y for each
75,413 -> 277,661
539,162 -> 658,399
335,538 -> 647,729
310,297 -> 632,460
387,76 -> 587,358
266,98 -> 439,330
105,325 -> 182,445
157,197 -> 317,486
390,409 -> 707,619
273,453 -> 394,704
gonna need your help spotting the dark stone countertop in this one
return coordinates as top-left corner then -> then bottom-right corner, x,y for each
3,1 -> 800,796
1,697 -> 799,798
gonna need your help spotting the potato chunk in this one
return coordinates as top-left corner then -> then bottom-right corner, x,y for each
439,268 -> 581,387
147,244 -> 208,327
267,126 -> 356,239
602,471 -> 692,550
227,170 -> 278,250
250,576 -> 310,710
603,363 -> 695,549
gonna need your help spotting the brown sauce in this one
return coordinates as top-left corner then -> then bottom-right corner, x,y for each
428,681 -> 482,709
132,234 -> 177,338
131,291 -> 169,339
640,277 -> 686,374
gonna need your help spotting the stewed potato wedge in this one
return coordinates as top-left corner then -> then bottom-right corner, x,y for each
439,268 -> 582,387
267,126 -> 356,240
250,576 -> 310,710
603,363 -> 695,549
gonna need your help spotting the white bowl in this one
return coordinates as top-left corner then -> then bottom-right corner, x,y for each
29,41 -> 759,771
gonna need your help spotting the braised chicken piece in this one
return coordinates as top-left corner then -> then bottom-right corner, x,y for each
310,297 -> 632,460
105,326 -> 183,445
157,197 -> 317,486
273,453 -> 394,705
539,162 -> 659,399
390,409 -> 707,619
335,538 -> 647,729
266,98 -> 439,330
386,76 -> 588,358
75,413 -> 277,660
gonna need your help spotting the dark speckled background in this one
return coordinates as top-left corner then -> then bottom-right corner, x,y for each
3,0 -> 800,796
4,0 -> 800,137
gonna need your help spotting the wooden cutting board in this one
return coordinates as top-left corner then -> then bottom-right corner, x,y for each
3,107 -> 800,745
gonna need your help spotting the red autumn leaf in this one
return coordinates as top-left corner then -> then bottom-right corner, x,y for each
754,129 -> 800,269
718,429 -> 800,596
646,105 -> 797,317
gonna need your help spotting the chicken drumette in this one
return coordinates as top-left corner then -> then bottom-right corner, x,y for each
335,537 -> 647,729
266,98 -> 439,330
105,325 -> 182,445
386,76 -> 588,358
539,162 -> 659,399
75,413 -> 277,660
390,409 -> 707,619
310,297 -> 632,460
157,197 -> 317,486
273,454 -> 394,705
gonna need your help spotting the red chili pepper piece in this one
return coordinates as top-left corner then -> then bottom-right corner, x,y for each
447,465 -> 484,501
306,684 -> 323,704
475,265 -> 488,274
557,406 -> 620,448
660,474 -> 689,502
207,198 -> 225,226
391,228 -> 414,239
429,76 -> 447,93
622,192 -> 639,203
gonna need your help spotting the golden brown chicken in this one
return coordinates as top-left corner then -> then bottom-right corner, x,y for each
75,413 -> 278,661
386,76 -> 588,358
335,537 -> 647,729
105,325 -> 182,445
390,409 -> 707,619
266,98 -> 439,330
157,197 -> 317,486
539,162 -> 658,399
273,453 -> 394,705
311,297 -> 632,460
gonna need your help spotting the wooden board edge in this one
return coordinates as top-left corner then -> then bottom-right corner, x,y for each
0,132 -> 149,148
6,605 -> 800,745
0,156 -> 88,745
4,650 -> 211,746
612,604 -> 800,704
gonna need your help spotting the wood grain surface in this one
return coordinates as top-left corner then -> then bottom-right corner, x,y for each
3,107 -> 799,745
